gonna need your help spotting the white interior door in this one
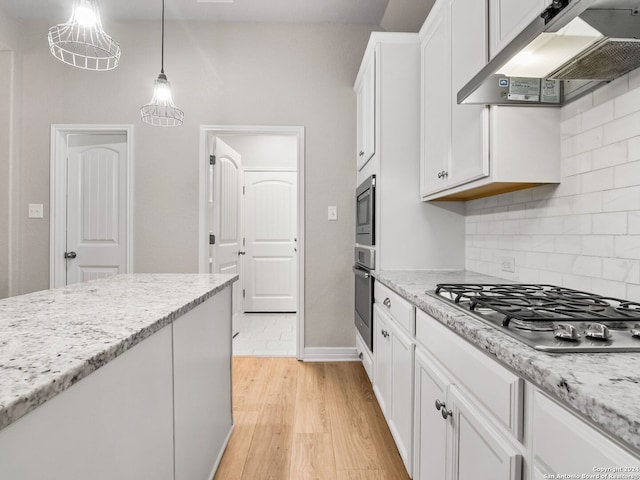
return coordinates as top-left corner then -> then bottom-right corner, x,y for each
66,133 -> 128,285
211,137 -> 243,335
243,170 -> 297,312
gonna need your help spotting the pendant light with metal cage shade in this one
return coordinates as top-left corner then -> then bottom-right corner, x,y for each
140,0 -> 184,127
48,0 -> 121,71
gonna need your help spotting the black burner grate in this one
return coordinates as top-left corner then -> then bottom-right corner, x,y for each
435,284 -> 640,327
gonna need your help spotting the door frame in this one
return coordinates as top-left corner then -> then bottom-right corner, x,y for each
198,125 -> 305,360
49,124 -> 134,288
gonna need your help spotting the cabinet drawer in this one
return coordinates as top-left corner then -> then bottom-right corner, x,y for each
374,282 -> 415,335
355,331 -> 373,382
415,309 -> 523,441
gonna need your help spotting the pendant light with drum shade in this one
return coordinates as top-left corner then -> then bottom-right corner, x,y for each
140,0 -> 184,127
48,0 -> 121,71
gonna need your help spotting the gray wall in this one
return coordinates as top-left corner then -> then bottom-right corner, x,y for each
219,135 -> 297,169
0,51 -> 10,299
5,14 -> 376,349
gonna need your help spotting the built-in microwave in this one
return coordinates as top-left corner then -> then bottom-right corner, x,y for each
356,175 -> 375,246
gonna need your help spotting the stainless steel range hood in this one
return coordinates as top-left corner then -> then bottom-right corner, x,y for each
458,0 -> 640,106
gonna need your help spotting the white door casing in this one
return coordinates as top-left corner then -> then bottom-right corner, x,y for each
198,125 -> 305,361
50,126 -> 133,289
243,170 -> 297,313
210,137 -> 243,335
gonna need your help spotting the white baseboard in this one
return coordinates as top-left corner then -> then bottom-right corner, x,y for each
302,347 -> 360,362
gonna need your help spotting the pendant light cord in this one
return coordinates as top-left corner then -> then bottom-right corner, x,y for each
161,0 -> 165,74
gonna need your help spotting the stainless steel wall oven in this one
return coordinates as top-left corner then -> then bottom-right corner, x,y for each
353,247 -> 375,351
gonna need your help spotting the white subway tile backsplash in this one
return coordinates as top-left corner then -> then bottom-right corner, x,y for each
466,76 -> 640,298
615,236 -> 640,260
592,141 -> 627,170
602,258 -> 640,283
592,212 -> 627,235
563,214 -> 592,235
603,186 -> 640,212
579,168 -> 614,193
603,110 -> 640,145
594,75 -> 628,106
582,236 -> 614,257
561,93 -> 593,122
581,100 -> 614,130
614,161 -> 640,189
630,212 -> 640,234
614,83 -> 640,118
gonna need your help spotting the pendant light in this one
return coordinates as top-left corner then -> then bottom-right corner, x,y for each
140,0 -> 184,127
48,0 -> 121,71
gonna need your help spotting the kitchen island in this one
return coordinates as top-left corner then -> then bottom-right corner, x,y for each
0,273 -> 237,480
373,270 -> 640,458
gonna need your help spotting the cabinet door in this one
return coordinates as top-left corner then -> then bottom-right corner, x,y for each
449,385 -> 522,480
356,52 -> 376,170
414,349 -> 450,480
388,318 -> 415,475
532,390 -> 640,478
489,0 -> 550,59
420,0 -> 450,197
373,305 -> 391,418
174,288 -> 233,480
449,0 -> 489,188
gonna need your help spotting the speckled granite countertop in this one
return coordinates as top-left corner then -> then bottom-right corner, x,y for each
0,273 -> 237,432
373,270 -> 640,455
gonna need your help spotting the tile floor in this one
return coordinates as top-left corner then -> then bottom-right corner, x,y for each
232,313 -> 296,357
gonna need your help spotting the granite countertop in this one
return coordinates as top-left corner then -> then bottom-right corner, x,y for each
373,270 -> 640,455
0,273 -> 237,432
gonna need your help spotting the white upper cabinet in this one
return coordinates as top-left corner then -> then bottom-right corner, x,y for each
489,0 -> 551,59
355,52 -> 376,170
420,0 -> 560,202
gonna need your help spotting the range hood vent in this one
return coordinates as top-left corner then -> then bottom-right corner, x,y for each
458,0 -> 640,106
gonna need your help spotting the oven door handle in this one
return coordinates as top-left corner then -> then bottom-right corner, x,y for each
352,266 -> 370,279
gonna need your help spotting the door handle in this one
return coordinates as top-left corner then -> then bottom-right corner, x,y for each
238,250 -> 246,256
64,251 -> 77,259
383,297 -> 391,308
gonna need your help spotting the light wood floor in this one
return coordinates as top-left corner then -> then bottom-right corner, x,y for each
214,357 -> 410,480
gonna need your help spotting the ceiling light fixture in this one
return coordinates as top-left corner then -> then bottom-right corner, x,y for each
140,0 -> 184,127
48,0 -> 121,71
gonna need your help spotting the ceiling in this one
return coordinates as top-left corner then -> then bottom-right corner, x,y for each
0,0 -> 433,31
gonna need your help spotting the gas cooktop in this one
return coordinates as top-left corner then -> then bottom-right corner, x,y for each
429,283 -> 640,353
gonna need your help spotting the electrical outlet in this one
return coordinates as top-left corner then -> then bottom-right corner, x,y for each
328,206 -> 338,221
501,256 -> 515,273
28,203 -> 44,219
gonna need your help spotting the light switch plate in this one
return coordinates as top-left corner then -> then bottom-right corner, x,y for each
328,206 -> 338,221
28,203 -> 44,219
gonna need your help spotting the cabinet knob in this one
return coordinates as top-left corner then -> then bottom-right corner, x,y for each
437,171 -> 443,178
435,399 -> 452,419
383,297 -> 391,308
443,171 -> 449,178
359,151 -> 365,157
381,329 -> 389,338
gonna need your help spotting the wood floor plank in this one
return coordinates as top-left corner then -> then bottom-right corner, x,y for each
214,358 -> 409,480
290,432 -> 337,480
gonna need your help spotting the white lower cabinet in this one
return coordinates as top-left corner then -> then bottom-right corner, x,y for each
373,302 -> 415,476
531,389 -> 640,478
413,348 -> 522,480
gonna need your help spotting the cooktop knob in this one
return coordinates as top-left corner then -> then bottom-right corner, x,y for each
631,324 -> 640,339
584,323 -> 612,340
554,323 -> 580,341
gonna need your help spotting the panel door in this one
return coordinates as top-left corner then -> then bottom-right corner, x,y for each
413,349 -> 449,480
243,170 -> 297,312
449,385 -> 522,480
66,133 -> 128,285
373,305 -> 391,418
489,0 -> 550,59
356,51 -> 376,170
420,1 -> 451,197
449,0 -> 489,189
388,319 -> 415,476
211,137 -> 242,335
